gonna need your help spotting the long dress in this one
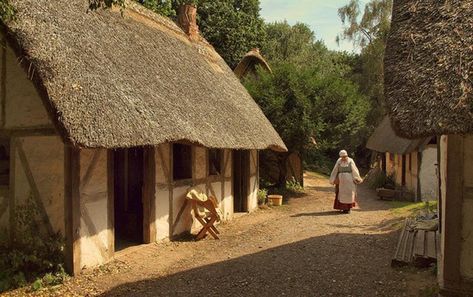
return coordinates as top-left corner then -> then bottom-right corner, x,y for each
329,157 -> 362,210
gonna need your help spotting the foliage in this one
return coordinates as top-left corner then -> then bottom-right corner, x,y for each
0,197 -> 66,293
89,0 -> 265,68
257,188 -> 268,205
367,169 -> 395,189
337,0 -> 393,134
0,0 -> 15,21
285,177 -> 303,193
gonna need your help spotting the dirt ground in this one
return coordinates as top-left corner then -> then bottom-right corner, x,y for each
4,172 -> 437,297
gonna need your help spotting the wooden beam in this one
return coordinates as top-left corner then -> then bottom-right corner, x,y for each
442,135 -> 464,289
1,37 -> 6,129
143,147 -> 156,243
8,138 -> 15,242
0,127 -> 56,137
16,140 -> 54,235
168,144 -> 174,237
64,145 -> 81,275
107,150 -> 114,258
0,196 -> 8,220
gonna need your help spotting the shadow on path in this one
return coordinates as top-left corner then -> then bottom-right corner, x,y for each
101,232 -> 406,297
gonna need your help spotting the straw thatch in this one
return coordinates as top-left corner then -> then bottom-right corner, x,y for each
385,0 -> 473,138
1,0 -> 286,152
366,116 -> 430,154
234,49 -> 272,79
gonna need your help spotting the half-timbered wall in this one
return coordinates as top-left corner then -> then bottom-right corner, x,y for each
419,145 -> 438,201
248,150 -> 258,211
439,135 -> 473,295
461,135 -> 473,280
78,149 -> 111,269
10,136 -> 64,237
153,144 -> 236,238
0,35 -> 53,130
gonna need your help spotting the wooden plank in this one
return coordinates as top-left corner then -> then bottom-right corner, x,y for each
413,230 -> 426,257
16,139 -> 54,235
443,135 -> 464,286
157,145 -> 170,185
64,145 -> 81,275
0,195 -> 8,220
0,127 -> 56,137
8,138 -> 15,242
107,150 -> 114,258
143,147 -> 156,243
1,37 -> 6,129
168,145 -> 174,237
426,231 -> 437,259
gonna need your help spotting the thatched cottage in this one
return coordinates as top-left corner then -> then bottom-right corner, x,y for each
366,116 -> 438,201
0,0 -> 286,274
385,0 -> 472,295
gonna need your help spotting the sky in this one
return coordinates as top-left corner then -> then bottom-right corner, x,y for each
260,0 -> 369,52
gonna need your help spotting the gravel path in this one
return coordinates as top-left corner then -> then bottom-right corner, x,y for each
4,172 -> 437,296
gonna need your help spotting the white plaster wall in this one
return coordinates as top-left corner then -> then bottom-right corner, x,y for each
155,144 -> 170,240
13,136 -> 64,235
79,149 -> 110,269
2,39 -> 52,129
173,185 -> 193,236
461,135 -> 473,279
419,146 -> 439,201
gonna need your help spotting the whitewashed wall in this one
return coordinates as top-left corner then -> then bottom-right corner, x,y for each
419,145 -> 438,201
11,136 -> 64,237
78,149 -> 111,269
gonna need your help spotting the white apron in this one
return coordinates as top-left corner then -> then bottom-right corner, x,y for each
329,158 -> 362,204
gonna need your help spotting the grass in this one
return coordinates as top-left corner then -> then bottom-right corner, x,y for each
390,200 -> 438,217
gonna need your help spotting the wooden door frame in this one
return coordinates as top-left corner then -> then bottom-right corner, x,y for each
109,147 -> 156,249
232,150 -> 250,212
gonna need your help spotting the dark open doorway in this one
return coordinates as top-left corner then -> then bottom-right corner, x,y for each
233,150 -> 250,212
114,148 -> 144,251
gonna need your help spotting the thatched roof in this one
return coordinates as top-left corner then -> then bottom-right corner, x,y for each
385,0 -> 473,138
366,116 -> 430,154
1,0 -> 286,152
234,49 -> 272,79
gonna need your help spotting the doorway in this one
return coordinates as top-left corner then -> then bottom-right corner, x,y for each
233,150 -> 250,212
114,148 -> 144,250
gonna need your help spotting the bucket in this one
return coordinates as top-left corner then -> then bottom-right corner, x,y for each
268,195 -> 283,206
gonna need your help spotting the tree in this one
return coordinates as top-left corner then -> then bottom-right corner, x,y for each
337,0 -> 393,126
89,0 -> 266,68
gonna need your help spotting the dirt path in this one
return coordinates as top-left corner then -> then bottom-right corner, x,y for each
6,172 -> 436,296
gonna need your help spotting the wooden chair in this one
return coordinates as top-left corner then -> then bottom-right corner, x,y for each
186,189 -> 221,240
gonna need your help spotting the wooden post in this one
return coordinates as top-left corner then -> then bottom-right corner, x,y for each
64,145 -> 81,275
107,150 -> 115,258
143,147 -> 156,243
441,135 -> 463,293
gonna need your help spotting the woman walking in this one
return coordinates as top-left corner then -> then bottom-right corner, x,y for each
329,150 -> 363,214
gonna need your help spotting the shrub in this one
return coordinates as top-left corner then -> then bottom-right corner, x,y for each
285,177 -> 304,193
0,196 -> 66,293
257,188 -> 268,205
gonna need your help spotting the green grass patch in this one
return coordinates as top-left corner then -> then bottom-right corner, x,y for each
390,200 -> 438,217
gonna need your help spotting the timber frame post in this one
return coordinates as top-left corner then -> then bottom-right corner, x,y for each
64,145 -> 81,275
440,135 -> 464,295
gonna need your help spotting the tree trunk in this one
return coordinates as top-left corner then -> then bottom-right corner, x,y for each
276,152 -> 289,188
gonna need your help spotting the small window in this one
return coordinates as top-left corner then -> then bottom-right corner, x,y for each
173,144 -> 192,181
208,149 -> 223,176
